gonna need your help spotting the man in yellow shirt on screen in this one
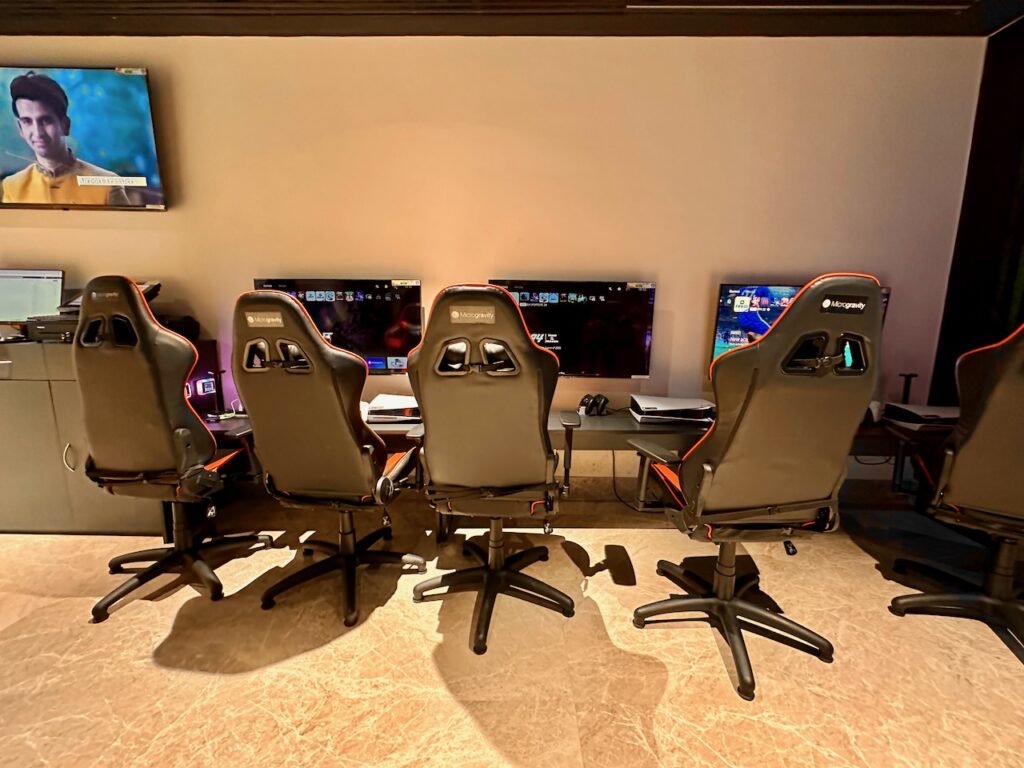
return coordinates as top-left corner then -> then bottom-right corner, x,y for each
1,72 -> 129,207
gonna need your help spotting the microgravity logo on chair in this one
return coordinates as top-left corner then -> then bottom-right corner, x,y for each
450,305 -> 496,324
820,296 -> 868,314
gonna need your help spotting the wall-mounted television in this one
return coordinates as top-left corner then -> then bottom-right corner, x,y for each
252,278 -> 422,374
488,278 -> 656,378
711,282 -> 891,363
0,67 -> 165,210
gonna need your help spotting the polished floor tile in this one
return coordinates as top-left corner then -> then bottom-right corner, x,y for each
0,498 -> 1021,768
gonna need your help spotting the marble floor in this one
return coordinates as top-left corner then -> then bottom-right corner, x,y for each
0,499 -> 1021,768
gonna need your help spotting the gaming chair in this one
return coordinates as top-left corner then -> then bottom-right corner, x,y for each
631,273 -> 883,699
232,291 -> 426,627
889,323 -> 1024,663
407,284 -> 580,655
74,276 -> 271,623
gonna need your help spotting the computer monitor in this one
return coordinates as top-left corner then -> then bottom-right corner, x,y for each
0,269 -> 63,322
488,279 -> 656,378
711,282 -> 891,363
252,278 -> 422,373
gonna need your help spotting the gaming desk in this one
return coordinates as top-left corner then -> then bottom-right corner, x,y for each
208,412 -> 707,452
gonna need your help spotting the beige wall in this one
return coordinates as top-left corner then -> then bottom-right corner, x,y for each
0,36 -> 984,407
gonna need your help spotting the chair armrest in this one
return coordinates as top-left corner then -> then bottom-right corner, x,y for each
225,423 -> 254,439
930,446 -> 955,509
628,439 -> 680,465
558,410 -> 582,494
559,410 -> 582,429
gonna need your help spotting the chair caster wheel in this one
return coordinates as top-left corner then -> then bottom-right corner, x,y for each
473,643 -> 487,655
738,687 -> 756,702
412,594 -> 424,604
562,608 -> 574,618
91,611 -> 109,624
655,566 -> 667,578
261,598 -> 275,610
820,653 -> 834,664
632,616 -> 646,629
888,605 -> 906,617
210,590 -> 223,602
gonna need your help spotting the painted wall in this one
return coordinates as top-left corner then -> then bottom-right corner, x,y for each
0,36 -> 984,407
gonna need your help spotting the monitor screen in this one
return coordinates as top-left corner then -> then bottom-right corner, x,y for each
252,278 -> 422,374
0,67 -> 165,210
711,283 -> 891,363
0,269 -> 63,322
488,279 -> 656,378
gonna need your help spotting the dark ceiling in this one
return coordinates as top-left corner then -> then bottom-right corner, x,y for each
0,0 -> 1021,36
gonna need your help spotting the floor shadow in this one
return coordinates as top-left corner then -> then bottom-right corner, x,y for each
841,506 -> 998,594
424,529 -> 670,767
151,521 -> 431,674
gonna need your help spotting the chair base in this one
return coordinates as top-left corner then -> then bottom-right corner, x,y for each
93,530 -> 273,623
412,519 -> 574,655
633,544 -> 833,701
261,511 -> 426,627
890,537 -> 1023,664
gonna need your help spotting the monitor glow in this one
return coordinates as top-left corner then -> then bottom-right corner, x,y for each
488,278 -> 656,378
712,282 -> 890,363
252,278 -> 422,374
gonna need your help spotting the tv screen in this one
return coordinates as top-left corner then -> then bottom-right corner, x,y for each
0,268 -> 63,322
0,67 -> 165,210
488,279 -> 656,378
252,278 -> 422,374
712,283 -> 891,363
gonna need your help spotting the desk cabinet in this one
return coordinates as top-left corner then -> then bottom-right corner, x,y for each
0,343 -> 162,534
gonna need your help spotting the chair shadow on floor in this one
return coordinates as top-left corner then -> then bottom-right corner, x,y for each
426,529 -> 670,768
151,523 -> 433,674
841,507 -> 1001,594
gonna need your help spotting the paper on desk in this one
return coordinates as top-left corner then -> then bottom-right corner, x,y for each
369,393 -> 419,412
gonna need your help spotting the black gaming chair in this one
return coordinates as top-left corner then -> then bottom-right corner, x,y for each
889,324 -> 1024,662
632,273 -> 883,699
74,276 -> 272,623
407,285 -> 580,654
232,291 -> 426,627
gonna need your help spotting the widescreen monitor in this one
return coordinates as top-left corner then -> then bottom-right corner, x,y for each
252,278 -> 422,373
711,283 -> 890,363
0,269 -> 63,322
0,67 -> 165,210
488,279 -> 656,378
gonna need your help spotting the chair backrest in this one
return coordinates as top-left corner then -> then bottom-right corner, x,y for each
408,285 -> 558,488
683,273 -> 883,513
232,290 -> 385,499
73,275 -> 215,475
942,324 -> 1024,518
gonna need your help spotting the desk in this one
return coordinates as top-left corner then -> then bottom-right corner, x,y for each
215,413 -> 896,458
883,419 -> 954,497
364,412 -> 708,453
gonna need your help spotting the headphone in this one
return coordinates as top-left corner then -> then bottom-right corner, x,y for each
578,393 -> 610,417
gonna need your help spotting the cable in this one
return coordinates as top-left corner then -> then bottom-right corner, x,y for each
610,450 -> 663,514
853,455 -> 893,466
